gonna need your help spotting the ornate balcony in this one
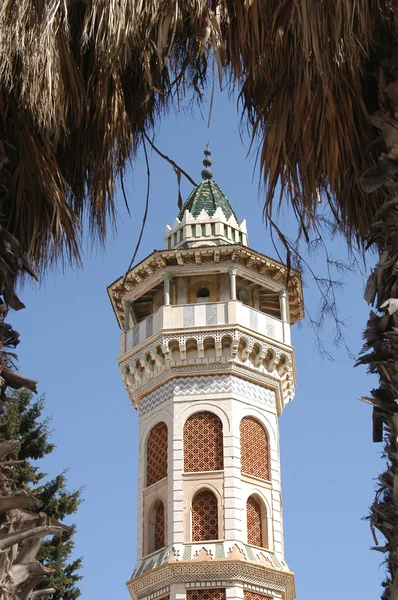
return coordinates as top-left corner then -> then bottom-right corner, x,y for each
120,300 -> 290,356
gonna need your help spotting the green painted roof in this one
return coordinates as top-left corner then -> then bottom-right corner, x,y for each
178,179 -> 238,222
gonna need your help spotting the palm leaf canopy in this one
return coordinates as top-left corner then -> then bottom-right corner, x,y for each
1,1 -> 397,267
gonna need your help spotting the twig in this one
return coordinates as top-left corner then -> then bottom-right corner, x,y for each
143,133 -> 197,187
122,139 -> 151,286
120,172 -> 131,217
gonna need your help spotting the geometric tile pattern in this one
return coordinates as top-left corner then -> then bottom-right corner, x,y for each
184,411 -> 223,472
155,501 -> 165,551
147,422 -> 168,486
129,562 -> 295,600
187,589 -> 226,600
247,496 -> 262,547
240,417 -> 269,480
139,375 -> 275,415
244,591 -> 272,600
192,490 -> 218,541
131,540 -> 288,578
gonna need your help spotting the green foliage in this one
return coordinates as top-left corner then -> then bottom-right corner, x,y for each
1,389 -> 83,599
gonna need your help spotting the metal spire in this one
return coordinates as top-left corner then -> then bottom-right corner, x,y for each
201,146 -> 213,180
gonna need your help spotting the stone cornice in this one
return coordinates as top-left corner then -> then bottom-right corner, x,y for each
119,324 -> 295,415
126,560 -> 295,600
107,245 -> 303,329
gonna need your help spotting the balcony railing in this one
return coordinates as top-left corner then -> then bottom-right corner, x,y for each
121,300 -> 290,355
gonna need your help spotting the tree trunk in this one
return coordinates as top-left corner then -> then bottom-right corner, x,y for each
357,197 -> 398,600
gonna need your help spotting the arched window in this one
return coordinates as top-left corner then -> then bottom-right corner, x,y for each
197,287 -> 210,302
147,499 -> 165,553
240,417 -> 270,480
187,589 -> 226,600
192,490 -> 218,541
243,592 -> 271,600
146,422 -> 168,486
246,495 -> 263,547
184,411 -> 223,472
154,501 -> 165,550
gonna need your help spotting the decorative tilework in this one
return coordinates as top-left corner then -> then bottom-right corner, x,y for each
133,324 -> 140,347
184,412 -> 223,472
155,502 -> 165,551
247,496 -> 262,547
178,177 -> 236,220
249,309 -> 258,332
187,589 -> 226,600
206,303 -> 217,325
265,323 -> 275,338
139,375 -> 275,415
147,422 -> 168,486
144,588 -> 170,600
192,491 -> 218,541
145,590 -> 170,600
245,544 -> 255,562
184,306 -> 195,327
244,590 -> 272,600
128,562 -> 295,600
240,417 -> 269,480
146,315 -> 153,338
215,543 -> 225,559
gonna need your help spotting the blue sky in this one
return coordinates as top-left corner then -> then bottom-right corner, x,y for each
13,90 -> 382,599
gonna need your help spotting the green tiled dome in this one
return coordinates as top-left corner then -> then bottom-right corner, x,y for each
178,179 -> 238,222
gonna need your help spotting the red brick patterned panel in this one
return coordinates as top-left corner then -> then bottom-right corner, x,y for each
240,417 -> 269,480
187,589 -> 226,600
147,422 -> 168,486
244,591 -> 272,600
154,501 -> 165,550
184,411 -> 223,472
192,490 -> 219,541
247,495 -> 263,547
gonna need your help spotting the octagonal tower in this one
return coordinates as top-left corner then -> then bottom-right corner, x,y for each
108,150 -> 304,600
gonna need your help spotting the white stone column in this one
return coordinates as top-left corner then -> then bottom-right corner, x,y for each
169,400 -> 184,545
170,583 -> 186,600
280,289 -> 291,345
229,268 -> 237,301
136,416 -> 146,562
123,300 -> 130,332
268,412 -> 284,555
164,273 -> 172,306
223,398 -> 244,541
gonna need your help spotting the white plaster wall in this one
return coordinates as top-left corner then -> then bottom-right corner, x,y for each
226,584 -> 244,600
136,374 -> 286,562
137,400 -> 174,561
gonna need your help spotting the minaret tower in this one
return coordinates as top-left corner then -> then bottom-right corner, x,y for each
108,150 -> 304,600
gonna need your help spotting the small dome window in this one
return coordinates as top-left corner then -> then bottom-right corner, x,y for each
197,287 -> 210,302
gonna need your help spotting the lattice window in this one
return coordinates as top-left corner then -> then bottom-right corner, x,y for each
240,417 -> 269,480
192,490 -> 219,541
154,501 -> 165,550
187,589 -> 225,600
244,591 -> 272,600
247,495 -> 263,547
147,422 -> 168,486
184,411 -> 223,472
147,499 -> 166,554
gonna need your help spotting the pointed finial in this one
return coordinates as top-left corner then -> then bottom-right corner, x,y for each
201,146 -> 213,180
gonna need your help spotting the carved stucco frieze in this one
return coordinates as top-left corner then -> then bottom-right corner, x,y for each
119,326 -> 294,406
127,560 -> 295,600
138,375 -> 276,415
